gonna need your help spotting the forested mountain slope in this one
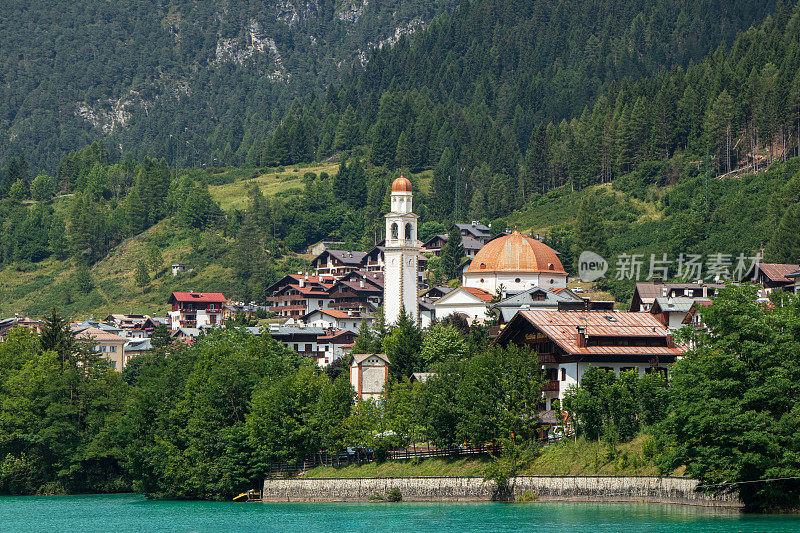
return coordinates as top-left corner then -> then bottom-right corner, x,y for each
0,0 -> 457,172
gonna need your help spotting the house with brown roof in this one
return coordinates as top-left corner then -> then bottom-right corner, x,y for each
350,353 -> 390,401
71,325 -> 129,371
168,292 -> 226,330
494,310 -> 685,410
431,286 -> 495,325
629,279 -> 723,312
753,263 -> 799,295
311,249 -> 368,277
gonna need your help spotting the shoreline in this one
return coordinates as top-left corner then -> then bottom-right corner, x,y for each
262,475 -> 742,508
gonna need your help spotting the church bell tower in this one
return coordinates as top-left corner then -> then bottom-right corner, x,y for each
384,175 -> 419,324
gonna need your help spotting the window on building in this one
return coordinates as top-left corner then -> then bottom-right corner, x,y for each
561,368 -> 566,381
391,223 -> 399,240
405,223 -> 413,240
110,346 -> 117,353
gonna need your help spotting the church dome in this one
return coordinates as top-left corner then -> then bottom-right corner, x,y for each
391,175 -> 412,192
468,231 -> 565,274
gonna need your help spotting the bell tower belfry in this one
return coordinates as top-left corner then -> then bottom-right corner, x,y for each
383,175 -> 419,324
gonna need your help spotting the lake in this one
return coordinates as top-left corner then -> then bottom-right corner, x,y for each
0,494 -> 798,532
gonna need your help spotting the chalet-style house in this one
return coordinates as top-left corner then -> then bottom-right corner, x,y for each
630,279 -> 723,312
494,310 -> 684,410
452,222 -> 493,243
421,233 -> 484,258
171,263 -> 187,276
350,353 -> 390,401
251,324 -> 356,366
266,274 -> 336,318
421,234 -> 449,256
649,296 -> 710,330
302,309 -> 374,334
311,249 -> 368,277
752,262 -> 799,295
327,271 -> 384,312
168,291 -> 226,330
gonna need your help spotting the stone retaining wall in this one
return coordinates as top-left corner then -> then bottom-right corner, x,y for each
262,476 -> 740,507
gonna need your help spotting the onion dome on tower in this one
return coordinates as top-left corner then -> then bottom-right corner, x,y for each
391,175 -> 412,192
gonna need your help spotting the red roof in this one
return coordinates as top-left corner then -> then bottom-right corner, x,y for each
169,292 -> 226,303
462,287 -> 495,302
758,263 -> 798,283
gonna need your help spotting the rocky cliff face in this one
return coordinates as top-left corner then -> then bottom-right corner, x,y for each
1,0 -> 459,171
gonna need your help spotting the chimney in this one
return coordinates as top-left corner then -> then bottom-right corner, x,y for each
360,280 -> 365,289
702,284 -> 708,298
661,286 -> 668,297
576,325 -> 587,347
299,278 -> 305,288
652,276 -> 662,284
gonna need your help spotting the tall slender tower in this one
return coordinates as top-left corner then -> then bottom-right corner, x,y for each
384,175 -> 419,324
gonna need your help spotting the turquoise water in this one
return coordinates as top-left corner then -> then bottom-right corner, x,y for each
0,494 -> 798,532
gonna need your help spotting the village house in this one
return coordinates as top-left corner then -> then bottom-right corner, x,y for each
420,234 -> 449,256
257,324 -> 356,366
311,249 -> 367,277
629,279 -> 722,312
787,268 -> 800,294
350,353 -> 390,401
302,308 -> 374,334
0,315 -> 43,341
171,263 -> 187,276
168,292 -> 226,330
649,296 -> 710,330
752,262 -> 799,295
490,287 -> 584,325
170,327 -> 202,344
681,299 -> 713,348
421,233 -> 484,258
222,301 -> 262,322
494,309 -> 684,410
123,338 -> 152,364
431,286 -> 495,324
452,221 -> 493,243
265,274 -> 336,318
326,272 -> 384,313
71,324 -> 129,371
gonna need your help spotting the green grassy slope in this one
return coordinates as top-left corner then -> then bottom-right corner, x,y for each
303,436 -> 670,478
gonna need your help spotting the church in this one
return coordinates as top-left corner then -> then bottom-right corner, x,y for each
381,175 -> 568,326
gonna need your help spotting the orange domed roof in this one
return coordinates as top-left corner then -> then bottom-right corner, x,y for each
391,175 -> 412,192
468,231 -> 566,274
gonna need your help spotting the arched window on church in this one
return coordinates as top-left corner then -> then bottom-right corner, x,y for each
391,222 -> 399,240
405,223 -> 413,240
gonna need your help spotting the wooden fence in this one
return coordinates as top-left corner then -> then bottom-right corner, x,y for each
266,433 -> 570,478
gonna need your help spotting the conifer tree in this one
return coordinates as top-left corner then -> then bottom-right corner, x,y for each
135,259 -> 150,290
440,229 -> 465,281
574,195 -> 607,257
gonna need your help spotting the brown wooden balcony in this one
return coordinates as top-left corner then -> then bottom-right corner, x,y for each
542,380 -> 560,392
